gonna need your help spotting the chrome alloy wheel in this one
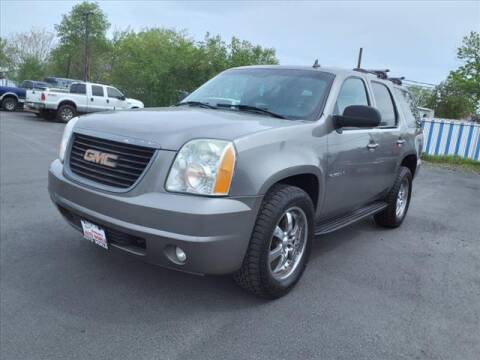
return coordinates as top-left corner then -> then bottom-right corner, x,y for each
4,99 -> 15,111
60,107 -> 74,122
396,178 -> 409,219
268,206 -> 308,281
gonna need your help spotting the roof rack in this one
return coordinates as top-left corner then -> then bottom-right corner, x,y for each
354,68 -> 406,85
387,76 -> 405,85
354,68 -> 390,79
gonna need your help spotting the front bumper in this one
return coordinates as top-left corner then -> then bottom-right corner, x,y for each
48,159 -> 262,275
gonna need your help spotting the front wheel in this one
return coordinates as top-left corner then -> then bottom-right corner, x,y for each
234,184 -> 314,299
374,166 -> 412,228
1,97 -> 17,112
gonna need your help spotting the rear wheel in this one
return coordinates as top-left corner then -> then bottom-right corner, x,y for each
374,166 -> 412,228
234,184 -> 314,299
1,97 -> 17,112
56,104 -> 76,123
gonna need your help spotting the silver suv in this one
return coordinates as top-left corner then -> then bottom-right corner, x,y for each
48,65 -> 423,299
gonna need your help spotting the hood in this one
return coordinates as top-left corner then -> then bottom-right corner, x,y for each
126,98 -> 144,108
74,107 -> 299,151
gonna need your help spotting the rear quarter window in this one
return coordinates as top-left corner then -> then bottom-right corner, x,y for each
394,88 -> 420,128
70,84 -> 86,95
371,82 -> 397,127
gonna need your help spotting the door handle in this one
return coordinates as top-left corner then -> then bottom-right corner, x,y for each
90,97 -> 94,102
367,142 -> 379,150
397,138 -> 406,146
106,99 -> 109,103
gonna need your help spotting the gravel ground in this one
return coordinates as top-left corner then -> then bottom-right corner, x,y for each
1,111 -> 479,360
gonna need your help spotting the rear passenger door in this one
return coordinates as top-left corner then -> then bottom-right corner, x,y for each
369,81 -> 401,192
69,83 -> 88,113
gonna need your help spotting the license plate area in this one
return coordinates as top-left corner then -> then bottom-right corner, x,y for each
81,220 -> 108,249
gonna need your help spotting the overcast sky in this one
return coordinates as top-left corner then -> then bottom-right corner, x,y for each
1,0 -> 479,84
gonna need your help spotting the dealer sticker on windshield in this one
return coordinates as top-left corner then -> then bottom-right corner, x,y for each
81,220 -> 108,249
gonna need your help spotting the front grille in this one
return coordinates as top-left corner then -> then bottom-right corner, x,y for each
57,205 -> 147,250
69,133 -> 155,189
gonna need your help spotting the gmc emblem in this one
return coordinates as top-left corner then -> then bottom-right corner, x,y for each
83,149 -> 118,168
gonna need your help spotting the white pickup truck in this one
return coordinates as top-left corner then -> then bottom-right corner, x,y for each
24,82 -> 144,122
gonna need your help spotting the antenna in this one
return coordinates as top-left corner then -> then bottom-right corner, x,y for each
312,59 -> 320,69
357,48 -> 363,69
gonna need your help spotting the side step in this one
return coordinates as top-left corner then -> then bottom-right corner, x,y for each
315,201 -> 388,236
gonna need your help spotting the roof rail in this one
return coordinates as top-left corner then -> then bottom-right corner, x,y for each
353,68 -> 390,79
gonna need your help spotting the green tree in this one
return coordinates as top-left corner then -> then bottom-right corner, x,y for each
50,1 -> 110,81
2,29 -> 54,82
407,85 -> 434,108
424,31 -> 480,120
451,31 -> 480,104
0,38 -> 13,68
16,56 -> 47,82
427,79 -> 477,119
109,29 -> 278,107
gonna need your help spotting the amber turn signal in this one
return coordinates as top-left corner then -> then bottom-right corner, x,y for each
213,144 -> 236,195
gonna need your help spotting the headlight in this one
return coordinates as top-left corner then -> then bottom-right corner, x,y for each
59,117 -> 79,162
166,139 -> 236,196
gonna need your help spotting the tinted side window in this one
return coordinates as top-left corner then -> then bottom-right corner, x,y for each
21,81 -> 32,89
394,88 -> 420,128
335,78 -> 369,115
71,84 -> 86,94
371,82 -> 396,127
92,85 -> 104,97
107,87 -> 123,99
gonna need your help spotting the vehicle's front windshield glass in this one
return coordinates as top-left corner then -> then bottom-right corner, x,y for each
183,68 -> 334,120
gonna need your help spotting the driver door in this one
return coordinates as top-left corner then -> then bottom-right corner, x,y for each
322,77 -> 383,217
106,86 -> 127,110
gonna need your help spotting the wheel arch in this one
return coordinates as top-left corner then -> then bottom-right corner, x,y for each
259,166 -> 323,212
58,100 -> 77,110
0,92 -> 19,102
400,153 -> 418,178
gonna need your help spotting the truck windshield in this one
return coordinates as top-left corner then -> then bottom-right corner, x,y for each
183,68 -> 334,120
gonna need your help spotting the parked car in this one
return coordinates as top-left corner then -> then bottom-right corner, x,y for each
24,82 -> 144,122
48,65 -> 423,298
0,80 -> 49,111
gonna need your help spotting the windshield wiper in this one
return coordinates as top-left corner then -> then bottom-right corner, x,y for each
175,101 -> 217,109
216,103 -> 286,119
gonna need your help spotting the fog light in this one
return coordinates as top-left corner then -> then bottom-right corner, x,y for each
175,246 -> 187,263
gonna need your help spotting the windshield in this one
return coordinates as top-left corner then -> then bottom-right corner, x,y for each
183,68 -> 334,120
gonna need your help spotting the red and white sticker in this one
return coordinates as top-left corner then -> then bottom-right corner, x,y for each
81,220 -> 108,249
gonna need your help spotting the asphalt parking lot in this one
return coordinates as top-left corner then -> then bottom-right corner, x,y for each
1,110 -> 479,360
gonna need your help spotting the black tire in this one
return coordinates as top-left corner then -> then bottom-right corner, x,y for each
234,184 -> 314,299
39,110 -> 56,121
1,97 -> 17,112
374,166 -> 412,228
56,104 -> 76,123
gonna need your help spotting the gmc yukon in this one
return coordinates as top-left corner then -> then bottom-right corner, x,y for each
48,65 -> 423,298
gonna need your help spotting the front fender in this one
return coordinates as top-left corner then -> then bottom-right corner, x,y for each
230,123 -> 327,206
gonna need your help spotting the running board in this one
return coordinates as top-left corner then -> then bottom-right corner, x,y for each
315,201 -> 388,235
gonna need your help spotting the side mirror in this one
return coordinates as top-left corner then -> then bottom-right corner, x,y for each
333,105 -> 381,129
177,90 -> 189,102
119,95 -> 126,101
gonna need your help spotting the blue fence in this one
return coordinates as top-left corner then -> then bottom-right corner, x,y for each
422,119 -> 480,161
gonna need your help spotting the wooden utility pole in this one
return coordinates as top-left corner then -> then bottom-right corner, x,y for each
83,11 -> 93,82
